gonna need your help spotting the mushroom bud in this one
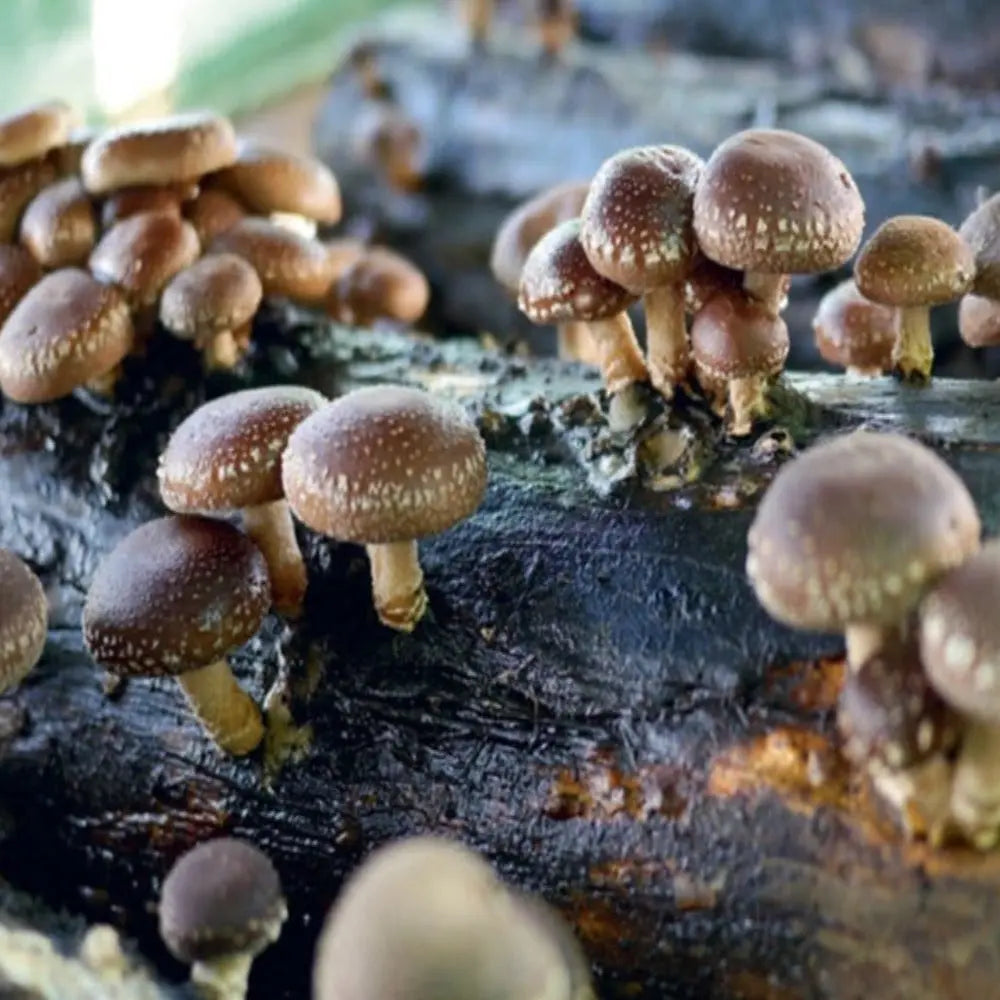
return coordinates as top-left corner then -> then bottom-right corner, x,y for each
19,177 -> 96,268
329,246 -> 429,327
580,144 -> 704,396
282,385 -> 487,633
312,836 -> 595,1000
349,100 -> 426,194
159,837 -> 286,1000
82,515 -> 270,756
0,549 -> 47,693
157,386 -> 326,618
812,278 -> 896,376
958,293 -> 1000,350
746,431 -> 981,671
854,215 -> 974,382
0,101 -> 74,168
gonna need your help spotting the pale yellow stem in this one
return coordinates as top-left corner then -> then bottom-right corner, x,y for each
726,375 -> 767,437
892,305 -> 933,382
643,284 -> 689,396
743,272 -> 788,317
556,321 -> 601,366
191,953 -> 253,1000
84,365 -> 121,397
242,500 -> 308,618
204,330 -> 241,370
844,623 -> 892,673
868,755 -> 953,841
367,540 -> 427,632
586,312 -> 648,395
176,659 -> 263,757
949,721 -> 1000,849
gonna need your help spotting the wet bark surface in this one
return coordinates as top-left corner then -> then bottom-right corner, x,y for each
1,303 -> 1000,998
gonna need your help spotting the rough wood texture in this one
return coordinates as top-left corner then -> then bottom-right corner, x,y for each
1,306 -> 1000,999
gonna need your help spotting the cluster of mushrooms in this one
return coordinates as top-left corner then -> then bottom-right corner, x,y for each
0,101 -> 429,401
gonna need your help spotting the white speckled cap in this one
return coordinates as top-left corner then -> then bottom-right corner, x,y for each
747,431 -> 981,632
0,549 -> 47,691
812,279 -> 896,372
693,129 -> 864,274
282,385 -> 487,545
690,289 -> 789,380
159,253 -> 263,340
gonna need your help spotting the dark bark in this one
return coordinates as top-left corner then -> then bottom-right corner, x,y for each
1,306 -> 1000,999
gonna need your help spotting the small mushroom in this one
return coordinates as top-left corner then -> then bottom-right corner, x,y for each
580,144 -> 704,395
157,386 -> 326,617
958,292 -> 1000,350
348,100 -> 426,194
746,430 -> 981,671
81,111 -> 238,194
19,177 -> 97,268
920,540 -> 1000,848
958,189 -> 1000,300
854,215 -> 974,382
0,245 -> 42,325
0,156 -> 58,243
693,128 -> 865,317
329,246 -> 429,327
0,102 -> 74,168
0,549 -> 47,693
838,635 -> 957,838
100,181 -> 198,229
312,836 -> 595,1000
0,268 -> 134,401
518,218 -> 648,429
159,837 -> 286,1000
689,289 -> 789,436
684,251 -> 746,315
282,385 -> 487,632
184,187 -> 247,246
82,515 -> 270,755
159,253 -> 263,370
812,278 -> 897,376
534,0 -> 577,58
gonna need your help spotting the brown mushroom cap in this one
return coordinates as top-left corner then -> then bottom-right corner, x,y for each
81,111 -> 238,194
684,251 -> 745,313
0,244 -> 42,325
812,278 -> 897,372
920,539 -> 1000,722
333,247 -> 429,326
210,218 -> 334,303
183,187 -> 246,246
325,237 -> 368,283
159,837 -> 286,964
19,176 -> 96,268
282,385 -> 487,545
0,157 -> 58,243
746,431 -> 981,633
0,549 -> 47,691
82,515 -> 270,678
158,385 -> 326,511
52,125 -> 99,177
490,180 -> 589,294
958,192 -> 1000,299
159,253 -> 263,342
518,218 -> 637,323
89,211 -> 200,310
958,292 -> 1000,348
100,182 -> 198,229
0,268 -> 134,402
0,102 -> 74,168
854,215 -> 974,307
580,144 -> 703,291
693,128 -> 864,274
211,142 -> 341,224
690,290 -> 789,379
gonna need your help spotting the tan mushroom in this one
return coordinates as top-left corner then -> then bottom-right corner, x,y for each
812,278 -> 896,376
0,102 -> 74,167
0,549 -> 47,693
19,177 -> 96,268
0,156 -> 58,243
329,247 -> 429,327
51,125 -> 99,177
0,245 -> 42,325
100,181 -> 198,229
958,292 -> 1000,349
183,187 -> 247,246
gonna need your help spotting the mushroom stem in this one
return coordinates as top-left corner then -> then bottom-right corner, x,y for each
892,305 -> 933,382
242,500 -> 308,618
743,271 -> 787,317
190,953 -> 254,1000
726,375 -> 768,437
555,321 -> 600,366
643,284 -> 690,396
366,540 -> 428,632
949,721 -> 1000,849
176,659 -> 264,756
844,623 -> 892,672
868,755 -> 953,840
84,365 -> 121,397
200,330 -> 241,371
586,312 -> 648,395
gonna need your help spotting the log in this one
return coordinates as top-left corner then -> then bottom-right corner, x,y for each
1,304 -> 1000,999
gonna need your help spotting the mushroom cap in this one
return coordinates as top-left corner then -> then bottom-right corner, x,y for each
838,636 -> 956,770
159,253 -> 263,340
211,142 -> 341,224
158,385 -> 326,512
0,268 -> 134,403
0,244 -> 42,325
89,211 -> 200,310
183,187 -> 246,246
684,251 -> 747,314
0,157 -> 58,243
490,180 -> 589,294
690,289 -> 789,380
81,111 -> 238,194
854,215 -> 974,307
19,176 -> 96,268
82,515 -> 270,678
333,247 -> 429,326
693,128 -> 864,274
812,278 -> 896,372
52,125 -> 100,177
518,218 -> 636,324
100,182 -> 198,229
958,191 -> 1000,299
580,144 -> 703,291
282,385 -> 487,545
958,292 -> 1000,348
325,237 -> 368,283
0,549 -> 47,692
746,431 -> 981,632
920,539 -> 1000,723
159,837 -> 286,964
0,102 -> 74,168
210,218 -> 334,303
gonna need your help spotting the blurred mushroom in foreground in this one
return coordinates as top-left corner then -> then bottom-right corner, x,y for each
0,549 -> 47,694
312,836 -> 594,1000
812,278 -> 896,376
